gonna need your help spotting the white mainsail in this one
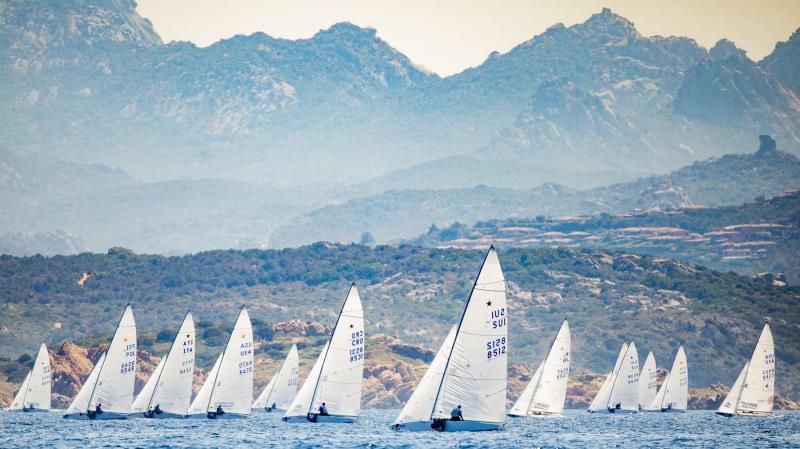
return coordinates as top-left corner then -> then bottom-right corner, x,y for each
509,362 -> 543,417
606,342 -> 639,412
88,305 -> 137,416
187,354 -> 222,415
8,343 -> 51,411
736,323 -> 775,416
510,319 -> 571,416
656,346 -> 688,411
146,312 -> 195,416
528,319 -> 571,416
394,325 -> 458,426
254,344 -> 299,410
588,343 -> 627,413
65,353 -> 106,416
208,307 -> 254,416
284,341 -> 329,419
638,351 -> 657,410
132,358 -> 165,413
718,362 -> 749,416
309,284 -> 365,418
432,246 -> 507,425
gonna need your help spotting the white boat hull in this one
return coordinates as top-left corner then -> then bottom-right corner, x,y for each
282,414 -> 356,423
433,420 -> 504,432
252,407 -> 287,413
131,411 -> 187,419
184,412 -> 249,420
63,412 -> 128,420
5,408 -> 50,413
391,421 -> 434,431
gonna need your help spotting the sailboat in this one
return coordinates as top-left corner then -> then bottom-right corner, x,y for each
131,312 -> 195,418
63,305 -> 137,420
392,246 -> 507,432
392,325 -> 457,431
253,344 -> 299,412
186,307 -> 253,419
283,284 -> 365,423
7,343 -> 51,412
606,341 -> 639,413
508,319 -> 570,418
717,323 -> 775,417
587,343 -> 627,413
638,351 -> 657,411
650,346 -> 688,412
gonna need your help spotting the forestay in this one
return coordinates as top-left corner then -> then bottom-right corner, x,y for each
394,325 -> 457,425
638,352 -> 657,410
508,362 -> 543,417
284,342 -> 329,419
718,362 -> 748,415
432,247 -> 508,424
65,353 -> 106,416
88,305 -> 137,414
310,285 -> 365,418
187,354 -> 222,415
132,358 -> 165,413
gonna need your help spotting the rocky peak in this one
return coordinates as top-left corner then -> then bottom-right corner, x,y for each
758,134 -> 777,153
579,7 -> 639,38
709,39 -> 749,62
761,26 -> 800,96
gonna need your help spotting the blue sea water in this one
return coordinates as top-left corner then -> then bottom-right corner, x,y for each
1,410 -> 799,448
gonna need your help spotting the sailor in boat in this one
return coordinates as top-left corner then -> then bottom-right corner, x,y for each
88,403 -> 103,419
450,405 -> 464,421
609,402 -> 622,412
306,403 -> 330,422
266,402 -> 277,412
144,404 -> 163,418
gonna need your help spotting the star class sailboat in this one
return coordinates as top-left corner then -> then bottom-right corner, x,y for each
6,343 -> 51,412
186,307 -> 253,419
64,305 -> 137,420
393,246 -> 508,432
283,284 -> 365,423
253,344 -> 299,412
650,346 -> 688,412
131,311 -> 195,418
717,323 -> 775,417
508,318 -> 570,418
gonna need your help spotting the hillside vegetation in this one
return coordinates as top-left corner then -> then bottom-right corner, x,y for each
1,244 -> 798,400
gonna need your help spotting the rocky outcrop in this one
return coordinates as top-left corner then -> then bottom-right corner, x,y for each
362,359 -> 420,408
271,320 -> 329,337
372,334 -> 435,362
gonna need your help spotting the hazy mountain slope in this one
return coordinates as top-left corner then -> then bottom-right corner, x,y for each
762,28 -> 800,96
0,244 -> 798,399
414,190 -> 800,283
269,137 -> 800,247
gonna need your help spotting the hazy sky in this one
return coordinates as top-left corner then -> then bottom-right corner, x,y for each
137,0 -> 800,76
